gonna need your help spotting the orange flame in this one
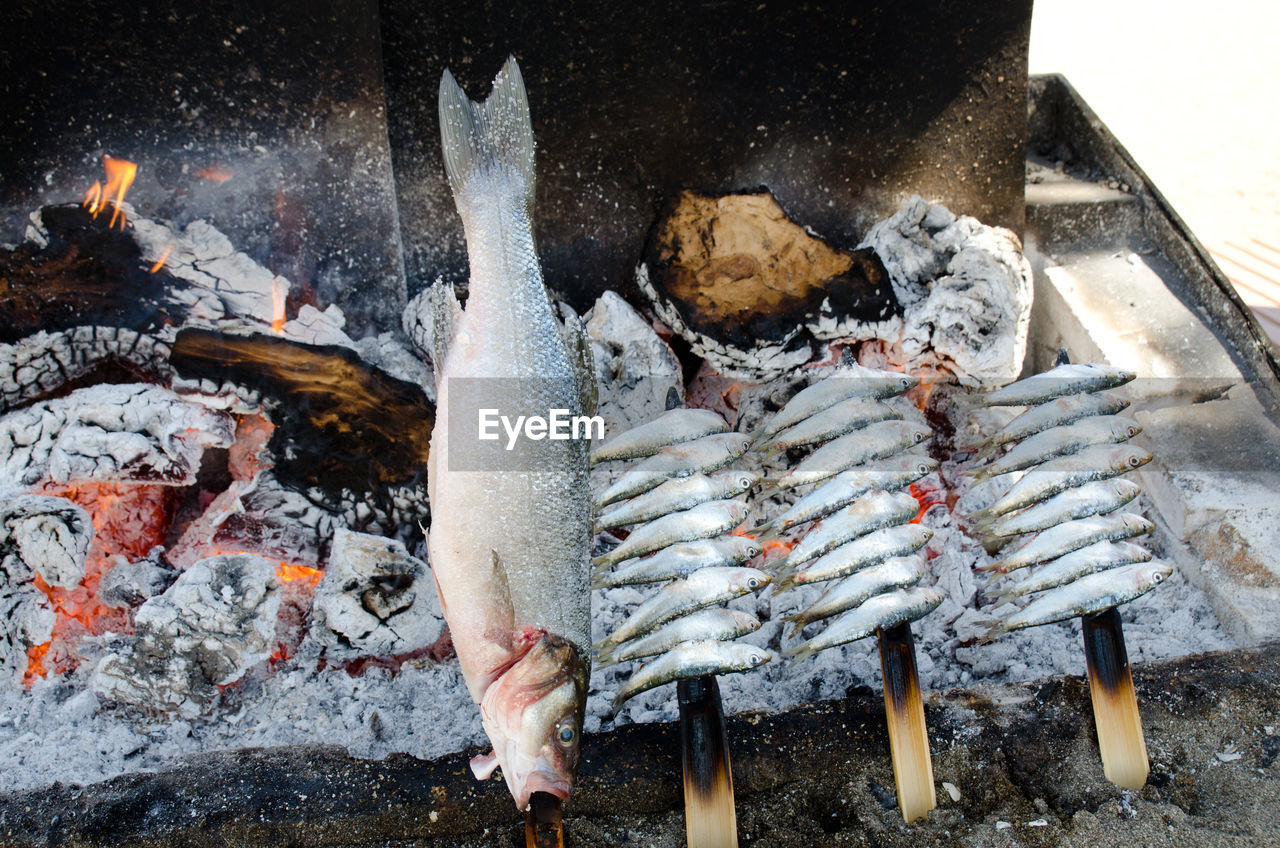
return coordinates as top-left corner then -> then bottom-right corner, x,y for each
270,277 -> 287,334
81,156 -> 138,230
149,243 -> 173,273
277,563 -> 322,585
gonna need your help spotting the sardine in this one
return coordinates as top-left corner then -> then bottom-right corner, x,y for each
977,444 -> 1152,518
758,397 -> 902,454
611,640 -> 771,712
779,490 -> 921,573
979,390 -> 1131,453
979,363 -> 1135,407
984,562 -> 1173,639
596,432 -> 752,507
591,500 -> 750,569
753,365 -> 917,444
427,59 -> 594,810
990,541 -> 1153,604
593,535 -> 762,588
753,455 -> 936,539
589,408 -> 730,465
778,524 -> 934,591
600,608 -> 761,667
979,512 -> 1154,574
975,478 -> 1141,539
784,587 -> 944,661
782,555 -> 926,635
764,421 -> 932,493
969,416 -> 1142,481
594,470 -> 759,531
595,567 -> 770,659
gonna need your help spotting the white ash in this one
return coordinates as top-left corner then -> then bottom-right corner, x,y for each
859,196 -> 1033,388
98,554 -> 175,609
584,290 -> 685,438
91,554 -> 282,719
0,495 -> 94,678
0,384 -> 234,489
309,529 -> 443,661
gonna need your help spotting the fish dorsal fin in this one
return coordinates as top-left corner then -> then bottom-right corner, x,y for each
438,56 -> 535,212
423,278 -> 464,385
555,300 -> 598,417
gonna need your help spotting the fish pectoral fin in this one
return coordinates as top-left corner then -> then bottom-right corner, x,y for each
555,300 -> 598,417
469,750 -> 500,780
423,278 -> 464,383
489,549 -> 516,629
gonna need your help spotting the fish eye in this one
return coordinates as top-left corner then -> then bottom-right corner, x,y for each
740,476 -> 753,489
1127,426 -> 1139,437
914,432 -> 927,443
557,723 -> 576,746
750,652 -> 764,664
747,576 -> 762,589
900,377 -> 910,387
749,545 -> 762,558
917,463 -> 929,474
1128,455 -> 1142,467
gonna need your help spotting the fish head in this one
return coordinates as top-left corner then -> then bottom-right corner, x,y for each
1122,513 -> 1156,536
479,629 -> 588,810
723,470 -> 762,496
1138,561 -> 1174,587
1113,444 -> 1154,471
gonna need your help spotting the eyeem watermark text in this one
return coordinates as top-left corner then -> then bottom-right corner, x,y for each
478,408 -> 605,450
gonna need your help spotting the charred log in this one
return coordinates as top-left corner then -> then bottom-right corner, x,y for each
169,328 -> 434,501
641,190 -> 899,372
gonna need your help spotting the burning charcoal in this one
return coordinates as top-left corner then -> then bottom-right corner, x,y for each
91,554 -> 282,718
0,384 -> 234,489
584,291 -> 685,437
310,529 -> 443,661
859,196 -> 1033,387
0,495 -> 94,677
637,189 -> 899,379
98,553 -> 176,609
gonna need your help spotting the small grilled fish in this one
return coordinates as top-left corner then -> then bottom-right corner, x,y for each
976,478 -> 1141,539
753,455 -> 936,539
592,500 -> 749,569
758,397 -> 902,455
784,587 -> 944,661
980,363 -> 1135,407
979,391 -> 1131,453
984,562 -> 1172,639
589,408 -> 730,465
979,512 -> 1154,574
783,556 -> 926,635
977,444 -> 1152,518
611,640 -> 770,712
595,567 -> 769,658
778,524 -> 934,591
753,365 -> 917,445
599,608 -> 761,667
595,470 -> 759,531
990,541 -> 1152,604
969,416 -> 1142,480
596,432 -> 751,507
592,535 -> 762,588
764,421 -> 931,493
779,490 -> 921,574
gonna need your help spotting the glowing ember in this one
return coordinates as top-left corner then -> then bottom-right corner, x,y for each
194,165 -> 234,182
23,642 -> 51,685
149,243 -> 173,273
81,155 -> 138,230
908,480 -> 946,524
271,277 -> 287,334
277,563 -> 322,585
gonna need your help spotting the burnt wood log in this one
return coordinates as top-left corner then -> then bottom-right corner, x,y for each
169,328 -> 434,501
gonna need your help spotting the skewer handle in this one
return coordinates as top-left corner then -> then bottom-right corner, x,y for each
678,675 -> 738,848
524,791 -> 563,848
877,622 -> 937,823
1082,607 -> 1149,789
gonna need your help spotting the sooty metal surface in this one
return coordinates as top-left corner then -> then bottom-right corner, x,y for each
0,0 -> 406,338
381,0 -> 1032,310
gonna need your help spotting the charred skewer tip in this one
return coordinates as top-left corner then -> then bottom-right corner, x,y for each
878,623 -> 937,823
524,791 -> 564,848
1082,607 -> 1149,789
679,676 -> 739,848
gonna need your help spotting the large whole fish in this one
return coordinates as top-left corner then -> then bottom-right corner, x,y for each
426,58 -> 596,811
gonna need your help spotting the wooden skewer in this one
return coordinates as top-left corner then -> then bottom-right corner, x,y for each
877,622 -> 937,823
1082,607 -> 1149,789
524,791 -> 563,848
678,675 -> 738,848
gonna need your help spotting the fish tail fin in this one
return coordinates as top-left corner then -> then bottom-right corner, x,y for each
977,619 -> 1008,644
782,640 -> 816,661
750,520 -> 780,541
438,56 -> 535,209
755,482 -> 783,500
